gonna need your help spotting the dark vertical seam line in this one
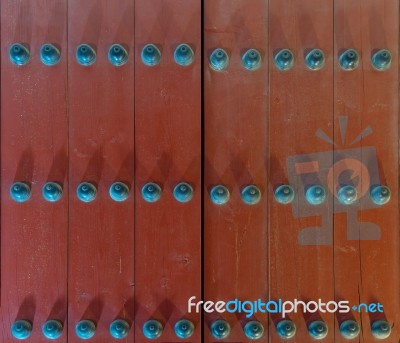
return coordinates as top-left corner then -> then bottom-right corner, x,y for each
132,0 -> 136,337
200,0 -> 205,340
267,0 -> 271,341
66,0 -> 69,341
332,0 -> 335,341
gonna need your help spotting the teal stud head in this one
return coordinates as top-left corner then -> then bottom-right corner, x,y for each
143,320 -> 163,339
174,43 -> 194,66
209,48 -> 229,71
141,182 -> 162,202
40,44 -> 61,66
371,320 -> 391,340
42,320 -> 63,340
305,49 -> 325,70
372,49 -> 391,71
276,320 -> 296,339
10,182 -> 31,202
174,319 -> 195,339
108,44 -> 129,67
241,185 -> 261,205
242,49 -> 262,71
274,49 -> 294,71
42,182 -> 63,202
141,44 -> 161,66
173,182 -> 194,203
210,185 -> 230,205
75,320 -> 96,340
339,320 -> 360,339
337,185 -> 357,205
306,185 -> 326,205
76,182 -> 97,202
9,43 -> 30,66
244,321 -> 264,340
274,185 -> 294,204
11,320 -> 32,340
308,321 -> 328,340
109,182 -> 130,202
109,319 -> 130,339
339,49 -> 359,70
76,44 -> 96,66
370,185 -> 391,205
210,319 -> 231,340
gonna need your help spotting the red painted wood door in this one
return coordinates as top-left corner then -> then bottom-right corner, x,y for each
0,1 -> 398,342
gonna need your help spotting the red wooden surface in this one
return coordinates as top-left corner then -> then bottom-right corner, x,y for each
134,0 -> 201,341
268,0 -> 334,342
334,0 -> 400,342
0,0 -> 68,342
67,1 -> 135,342
203,0 -> 269,342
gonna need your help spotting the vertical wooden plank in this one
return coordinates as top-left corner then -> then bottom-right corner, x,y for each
68,0 -> 135,342
334,0 -> 399,341
134,0 -> 201,342
0,0 -> 68,342
268,0 -> 334,341
203,0 -> 269,342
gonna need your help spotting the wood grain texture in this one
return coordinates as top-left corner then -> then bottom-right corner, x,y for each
134,0 -> 201,341
203,0 -> 269,342
334,0 -> 399,341
0,0 -> 68,342
268,0 -> 335,342
67,1 -> 135,342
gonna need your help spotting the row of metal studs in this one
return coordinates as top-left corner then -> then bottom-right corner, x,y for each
11,318 -> 195,340
9,43 -> 392,72
9,181 -> 391,206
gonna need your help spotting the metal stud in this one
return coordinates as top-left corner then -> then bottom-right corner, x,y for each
108,44 -> 129,67
209,48 -> 229,71
141,44 -> 161,66
76,182 -> 97,203
305,185 -> 326,205
42,182 -> 63,202
42,320 -> 63,340
274,185 -> 294,204
141,182 -> 162,203
339,320 -> 360,339
210,185 -> 230,205
76,44 -> 96,66
9,43 -> 30,66
372,49 -> 391,71
40,44 -> 61,66
308,321 -> 328,340
339,49 -> 359,70
109,319 -> 130,339
241,185 -> 261,205
276,320 -> 296,339
370,185 -> 391,205
173,182 -> 194,203
244,321 -> 264,340
371,320 -> 391,340
11,320 -> 32,340
10,182 -> 31,202
109,182 -> 130,202
337,185 -> 357,205
174,43 -> 194,66
143,320 -> 163,339
274,49 -> 294,71
174,319 -> 195,339
210,319 -> 231,340
75,320 -> 96,340
305,49 -> 325,70
242,49 -> 262,71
